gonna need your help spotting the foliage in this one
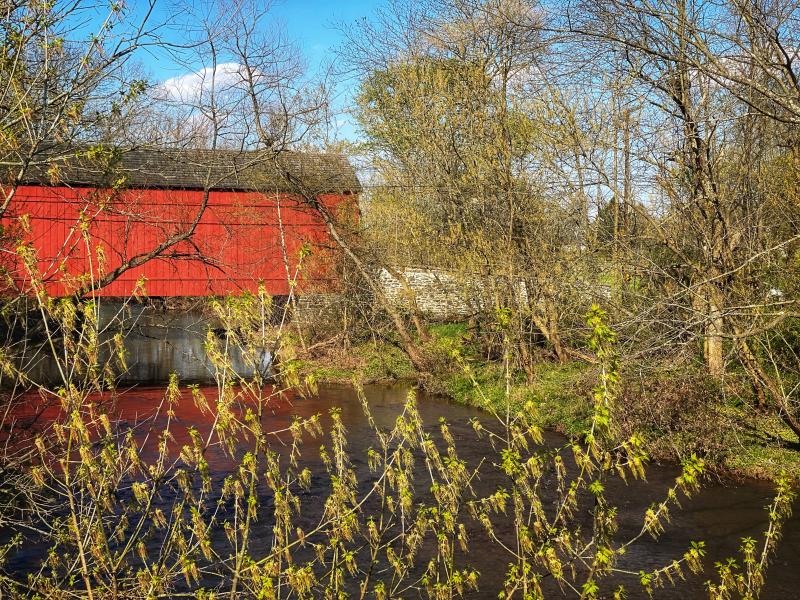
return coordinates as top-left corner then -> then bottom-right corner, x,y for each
0,0 -> 797,597
340,0 -> 800,450
0,271 -> 794,598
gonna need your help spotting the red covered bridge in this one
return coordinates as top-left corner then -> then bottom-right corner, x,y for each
5,149 -> 360,297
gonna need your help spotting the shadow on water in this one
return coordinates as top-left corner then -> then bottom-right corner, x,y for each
4,383 -> 799,598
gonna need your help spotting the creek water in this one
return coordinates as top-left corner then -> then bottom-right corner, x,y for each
6,383 -> 800,598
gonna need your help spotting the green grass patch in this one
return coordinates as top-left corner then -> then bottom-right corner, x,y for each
428,322 -> 469,342
716,406 -> 800,479
443,361 -> 510,410
302,363 -> 357,383
529,362 -> 594,436
443,359 -> 591,434
725,443 -> 800,480
360,342 -> 416,380
299,338 -> 416,384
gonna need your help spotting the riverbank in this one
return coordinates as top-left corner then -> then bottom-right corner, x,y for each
297,324 -> 800,482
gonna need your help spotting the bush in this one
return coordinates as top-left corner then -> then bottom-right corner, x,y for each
614,366 -> 736,464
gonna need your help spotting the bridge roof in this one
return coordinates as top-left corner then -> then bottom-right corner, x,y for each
7,148 -> 361,194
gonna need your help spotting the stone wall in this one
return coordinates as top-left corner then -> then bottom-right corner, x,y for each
378,268 -> 478,320
294,269 -> 530,323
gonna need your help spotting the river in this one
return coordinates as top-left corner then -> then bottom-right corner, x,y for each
5,382 -> 800,598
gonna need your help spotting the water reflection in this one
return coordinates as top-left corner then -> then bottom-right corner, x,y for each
4,383 -> 799,598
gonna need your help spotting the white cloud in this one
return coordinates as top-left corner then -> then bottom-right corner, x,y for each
157,63 -> 246,103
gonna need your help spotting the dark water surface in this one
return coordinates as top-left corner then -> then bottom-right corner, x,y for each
6,383 -> 800,598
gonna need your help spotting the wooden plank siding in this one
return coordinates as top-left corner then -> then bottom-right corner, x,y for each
6,185 -> 350,297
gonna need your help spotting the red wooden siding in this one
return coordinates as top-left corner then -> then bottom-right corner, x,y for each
6,185 -> 348,297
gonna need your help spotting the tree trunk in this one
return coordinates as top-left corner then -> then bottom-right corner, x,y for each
312,204 -> 429,372
276,165 -> 431,374
703,287 -> 725,378
531,299 -> 568,364
382,265 -> 430,342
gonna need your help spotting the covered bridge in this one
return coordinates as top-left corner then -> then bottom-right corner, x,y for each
5,148 -> 360,298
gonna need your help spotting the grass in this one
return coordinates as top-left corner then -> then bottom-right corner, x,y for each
719,405 -> 800,479
428,322 -> 470,340
527,362 -> 594,436
725,444 -> 800,480
299,338 -> 417,384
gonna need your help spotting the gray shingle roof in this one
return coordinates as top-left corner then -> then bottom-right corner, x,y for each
10,148 -> 361,194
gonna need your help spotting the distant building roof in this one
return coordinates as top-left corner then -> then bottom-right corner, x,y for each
7,147 -> 361,194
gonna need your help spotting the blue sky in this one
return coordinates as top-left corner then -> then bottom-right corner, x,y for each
269,0 -> 379,139
135,0 -> 378,80
130,0 -> 380,141
270,0 -> 376,68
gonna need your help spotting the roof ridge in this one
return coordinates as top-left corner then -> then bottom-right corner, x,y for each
5,147 -> 361,194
